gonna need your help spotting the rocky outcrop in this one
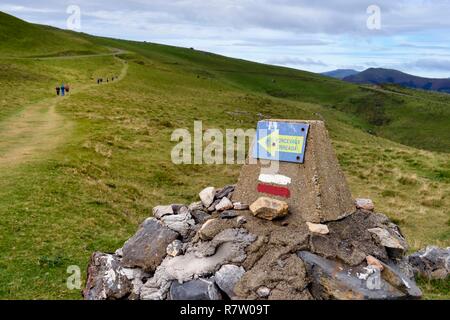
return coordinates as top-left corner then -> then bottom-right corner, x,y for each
298,251 -> 421,300
408,246 -> 450,280
83,186 -> 423,301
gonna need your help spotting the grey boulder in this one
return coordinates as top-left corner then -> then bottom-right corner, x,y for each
215,264 -> 245,298
169,278 -> 222,300
408,246 -> 450,280
121,218 -> 179,272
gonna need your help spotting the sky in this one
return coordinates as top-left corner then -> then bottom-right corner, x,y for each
1,0 -> 450,78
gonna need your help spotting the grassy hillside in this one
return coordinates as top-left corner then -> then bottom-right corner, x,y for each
0,12 -> 108,57
0,12 -> 448,299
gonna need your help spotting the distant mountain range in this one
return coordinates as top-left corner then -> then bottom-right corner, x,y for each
322,68 -> 450,93
321,69 -> 360,79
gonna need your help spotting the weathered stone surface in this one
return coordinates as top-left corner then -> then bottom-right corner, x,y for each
197,218 -> 240,241
198,218 -> 221,241
169,278 -> 222,300
215,185 -> 235,200
152,228 -> 256,284
408,246 -> 450,280
167,240 -> 184,257
208,199 -> 221,212
215,264 -> 246,298
378,260 -> 422,298
355,198 -> 375,211
161,206 -> 195,237
188,201 -> 204,212
366,255 -> 384,271
233,202 -> 249,210
121,218 -> 179,272
140,277 -> 172,300
199,187 -> 215,207
368,227 -> 406,250
235,251 -> 309,300
308,210 -> 408,266
236,216 -> 247,225
233,120 -> 355,223
298,251 -> 421,300
306,222 -> 329,235
153,205 -> 174,219
122,267 -> 151,300
171,204 -> 187,214
220,210 -> 238,219
191,210 -> 212,224
249,197 -> 289,221
83,252 -> 132,300
215,197 -> 234,211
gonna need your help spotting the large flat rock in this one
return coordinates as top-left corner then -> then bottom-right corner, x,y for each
121,218 -> 179,272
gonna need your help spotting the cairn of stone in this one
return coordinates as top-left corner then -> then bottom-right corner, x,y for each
83,121 -> 447,300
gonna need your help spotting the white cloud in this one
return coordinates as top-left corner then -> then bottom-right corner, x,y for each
1,0 -> 450,77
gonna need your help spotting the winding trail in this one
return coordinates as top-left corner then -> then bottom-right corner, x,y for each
0,52 -> 128,168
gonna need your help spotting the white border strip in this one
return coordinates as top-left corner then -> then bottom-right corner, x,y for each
258,173 -> 291,186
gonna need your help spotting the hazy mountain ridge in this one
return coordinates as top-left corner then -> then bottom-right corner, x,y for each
343,68 -> 450,93
321,69 -> 360,79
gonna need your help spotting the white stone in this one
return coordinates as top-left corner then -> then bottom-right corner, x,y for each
256,286 -> 271,298
215,197 -> 233,211
153,205 -> 174,219
306,222 -> 329,235
199,187 -> 216,207
233,202 -> 249,210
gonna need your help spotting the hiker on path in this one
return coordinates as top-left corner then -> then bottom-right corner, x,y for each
65,84 -> 70,94
56,86 -> 60,96
60,83 -> 65,96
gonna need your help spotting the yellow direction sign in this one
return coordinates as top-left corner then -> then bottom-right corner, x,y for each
258,130 -> 305,157
253,121 -> 310,163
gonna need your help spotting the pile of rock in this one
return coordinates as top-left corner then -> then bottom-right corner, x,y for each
408,246 -> 450,280
83,187 -> 434,300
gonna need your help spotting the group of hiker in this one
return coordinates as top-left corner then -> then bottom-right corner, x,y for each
55,83 -> 70,96
97,76 -> 118,84
55,75 -> 118,96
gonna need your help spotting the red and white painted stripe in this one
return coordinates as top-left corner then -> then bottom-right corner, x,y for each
257,173 -> 292,198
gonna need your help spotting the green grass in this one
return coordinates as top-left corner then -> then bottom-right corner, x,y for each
0,12 -> 449,299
